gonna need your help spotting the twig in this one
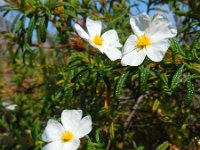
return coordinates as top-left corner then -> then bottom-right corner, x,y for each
124,94 -> 148,128
31,43 -> 69,49
106,139 -> 111,150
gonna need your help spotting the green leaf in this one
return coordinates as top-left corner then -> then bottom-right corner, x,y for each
160,73 -> 171,95
56,2 -> 74,8
152,99 -> 160,112
63,9 -> 77,18
109,122 -> 115,140
15,15 -> 25,33
31,119 -> 41,141
27,15 -> 36,43
188,63 -> 200,75
139,66 -> 150,93
170,38 -> 184,56
36,24 -> 41,43
39,16 -> 47,42
71,68 -> 91,82
24,41 -> 32,52
171,65 -> 184,92
25,0 -> 36,7
11,13 -> 21,32
95,128 -> 102,143
149,7 -> 168,13
115,69 -> 130,99
185,76 -> 195,104
155,141 -> 169,150
191,31 -> 200,60
160,73 -> 168,85
136,146 -> 145,150
107,9 -> 128,28
87,135 -> 105,150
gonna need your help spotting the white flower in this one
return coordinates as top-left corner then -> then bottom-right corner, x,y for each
74,18 -> 122,61
42,109 -> 92,150
2,101 -> 17,110
121,12 -> 177,66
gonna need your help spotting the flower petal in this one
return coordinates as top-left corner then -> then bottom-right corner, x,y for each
103,46 -> 122,61
42,141 -> 63,150
101,29 -> 122,48
121,49 -> 146,66
90,42 -> 103,52
146,39 -> 170,62
147,14 -> 177,42
42,119 -> 64,142
130,12 -> 150,36
122,35 -> 137,56
86,18 -> 102,38
74,23 -> 91,41
74,116 -> 92,138
61,138 -> 80,150
61,110 -> 82,131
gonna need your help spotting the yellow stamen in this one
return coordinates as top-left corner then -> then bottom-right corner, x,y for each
93,35 -> 103,46
136,34 -> 151,49
61,131 -> 74,142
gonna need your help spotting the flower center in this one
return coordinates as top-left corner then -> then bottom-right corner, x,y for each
61,131 -> 74,142
136,34 -> 151,49
93,35 -> 103,46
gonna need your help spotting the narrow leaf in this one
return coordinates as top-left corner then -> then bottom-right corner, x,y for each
170,38 -> 184,55
152,99 -> 160,112
136,146 -> 145,150
39,16 -> 48,42
186,76 -> 195,104
171,65 -> 184,92
71,68 -> 91,82
27,15 -> 36,43
155,141 -> 169,150
115,70 -> 130,99
139,66 -> 150,93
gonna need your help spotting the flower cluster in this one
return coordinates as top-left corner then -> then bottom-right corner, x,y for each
41,12 -> 177,150
74,12 -> 177,66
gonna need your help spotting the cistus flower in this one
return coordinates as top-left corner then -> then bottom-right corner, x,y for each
121,12 -> 177,66
74,18 -> 122,61
2,101 -> 17,110
42,110 -> 92,150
